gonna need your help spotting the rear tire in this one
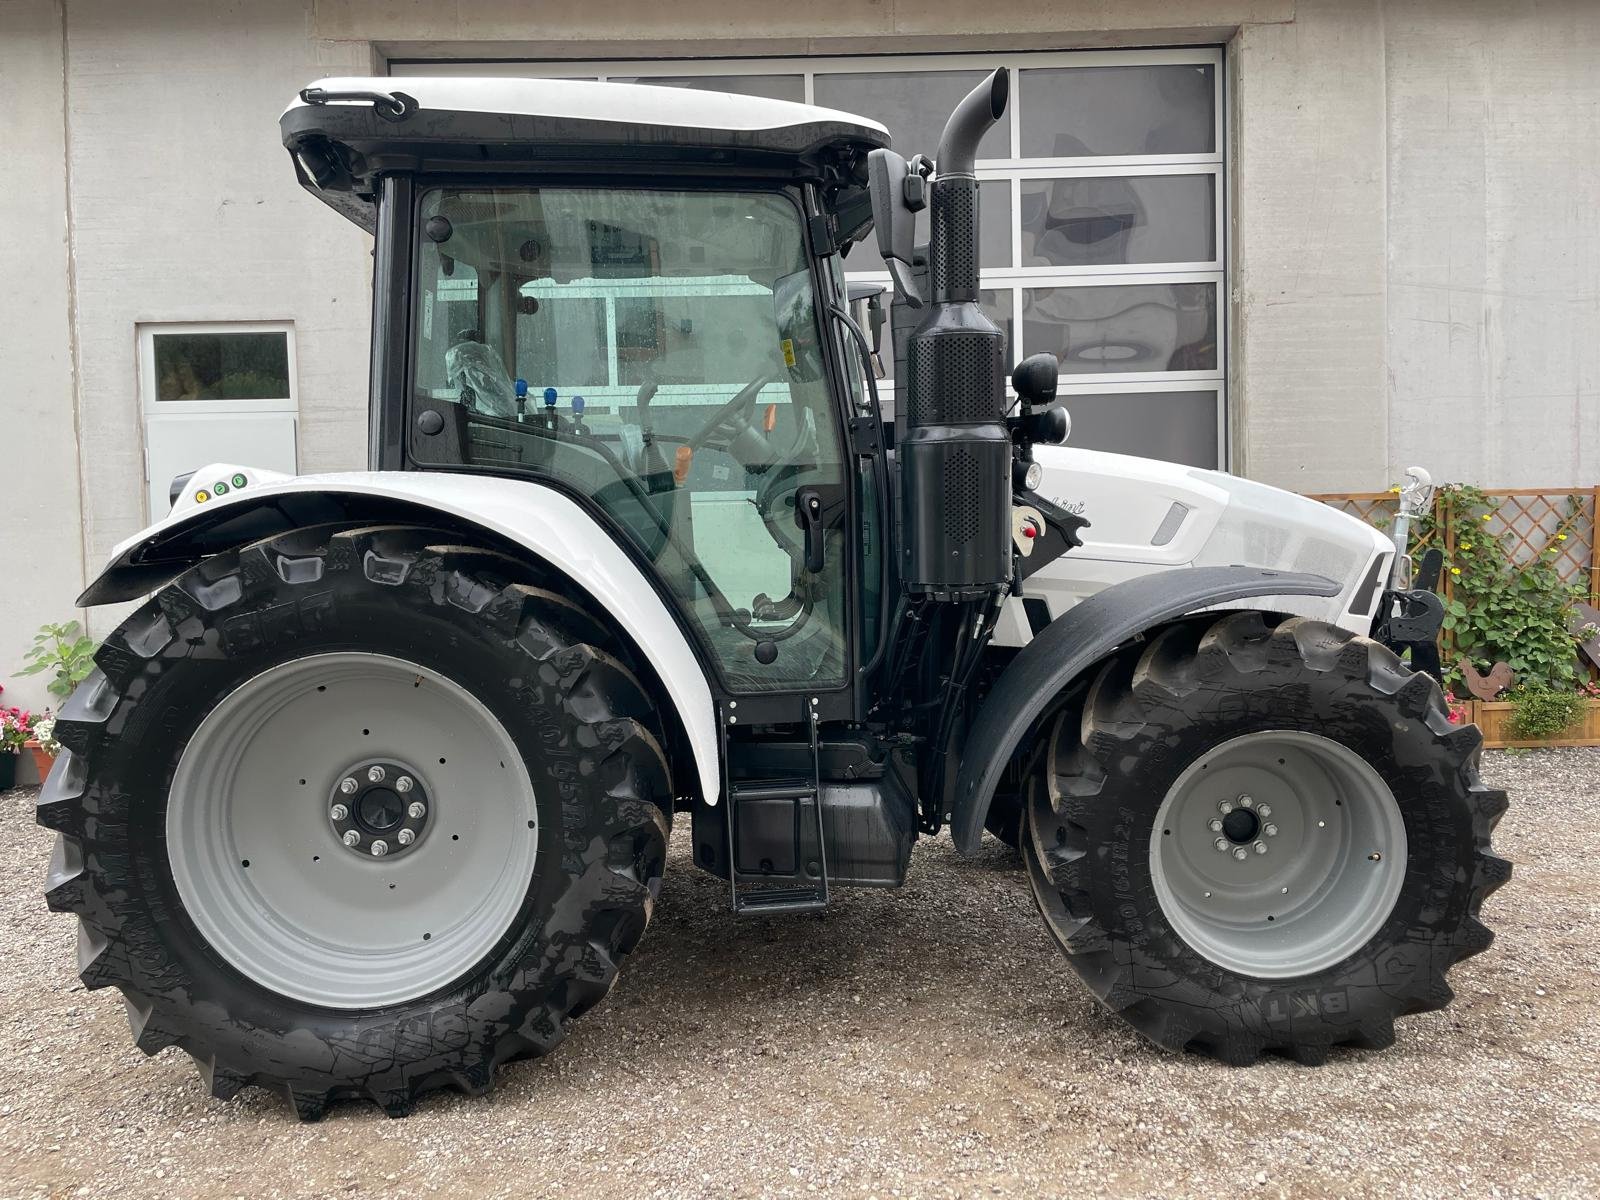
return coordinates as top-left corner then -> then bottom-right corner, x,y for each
1024,612 -> 1510,1064
39,525 -> 673,1117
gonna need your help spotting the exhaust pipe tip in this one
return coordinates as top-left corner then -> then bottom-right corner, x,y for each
935,67 -> 1009,177
984,67 -> 1009,121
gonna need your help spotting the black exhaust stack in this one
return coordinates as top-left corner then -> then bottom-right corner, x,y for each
901,68 -> 1012,599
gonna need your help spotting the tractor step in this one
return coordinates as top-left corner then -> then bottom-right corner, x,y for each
724,718 -> 829,915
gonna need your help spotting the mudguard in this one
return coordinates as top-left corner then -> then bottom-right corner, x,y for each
950,565 -> 1343,856
79,464 -> 721,804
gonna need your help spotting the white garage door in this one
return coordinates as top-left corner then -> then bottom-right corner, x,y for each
392,49 -> 1227,468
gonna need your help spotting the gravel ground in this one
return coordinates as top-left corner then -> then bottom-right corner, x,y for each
0,748 -> 1595,1200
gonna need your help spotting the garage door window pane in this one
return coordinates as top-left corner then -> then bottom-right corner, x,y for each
1021,175 -> 1215,267
153,331 -> 290,401
814,70 -> 1008,159
609,74 -> 805,103
1023,283 -> 1216,374
1020,65 -> 1215,158
1062,390 -> 1217,468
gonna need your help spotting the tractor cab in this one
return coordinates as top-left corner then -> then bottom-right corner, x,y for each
284,78 -> 898,723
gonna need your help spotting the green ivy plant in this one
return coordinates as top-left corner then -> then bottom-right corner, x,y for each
18,621 -> 98,699
1506,683 -> 1587,740
1420,484 -> 1587,689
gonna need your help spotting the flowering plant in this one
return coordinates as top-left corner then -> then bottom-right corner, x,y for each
31,714 -> 59,756
1444,692 -> 1471,726
0,686 -> 35,755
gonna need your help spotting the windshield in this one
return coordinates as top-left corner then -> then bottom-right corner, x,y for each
408,185 -> 850,694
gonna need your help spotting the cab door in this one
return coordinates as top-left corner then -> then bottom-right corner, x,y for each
406,182 -> 857,715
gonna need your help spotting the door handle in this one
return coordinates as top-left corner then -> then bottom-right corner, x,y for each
796,487 -> 825,574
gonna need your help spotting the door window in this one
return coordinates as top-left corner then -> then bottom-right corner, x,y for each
410,186 -> 850,694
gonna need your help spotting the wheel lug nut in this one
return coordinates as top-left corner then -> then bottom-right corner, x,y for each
1263,823 -> 1278,837
396,776 -> 414,794
1208,818 -> 1224,833
1218,800 -> 1233,815
408,801 -> 427,820
397,829 -> 415,846
1238,794 -> 1254,808
367,765 -> 386,783
1232,847 -> 1249,860
342,830 -> 361,847
1214,838 -> 1230,853
371,840 -> 389,857
339,777 -> 358,795
1257,804 -> 1272,818
1253,841 -> 1267,855
330,803 -> 349,822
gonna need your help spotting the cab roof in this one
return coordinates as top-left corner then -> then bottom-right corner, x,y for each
282,76 -> 891,229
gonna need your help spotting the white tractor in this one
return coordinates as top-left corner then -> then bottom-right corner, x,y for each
40,71 -> 1506,1117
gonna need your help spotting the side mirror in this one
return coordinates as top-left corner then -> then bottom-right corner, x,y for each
867,149 -> 925,308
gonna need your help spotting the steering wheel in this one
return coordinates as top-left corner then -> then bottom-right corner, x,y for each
685,373 -> 777,454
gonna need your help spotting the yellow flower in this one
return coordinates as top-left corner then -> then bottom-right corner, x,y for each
1557,533 -> 1568,541
1451,567 -> 1462,576
1461,542 -> 1472,551
1481,514 -> 1492,522
1389,485 -> 1402,494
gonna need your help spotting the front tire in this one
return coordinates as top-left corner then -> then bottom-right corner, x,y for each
1024,612 -> 1510,1064
39,525 -> 673,1117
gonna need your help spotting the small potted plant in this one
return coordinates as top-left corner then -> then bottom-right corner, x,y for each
27,712 -> 59,781
13,622 -> 97,786
0,687 -> 32,791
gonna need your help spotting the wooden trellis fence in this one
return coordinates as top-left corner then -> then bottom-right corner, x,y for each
1305,484 -> 1600,672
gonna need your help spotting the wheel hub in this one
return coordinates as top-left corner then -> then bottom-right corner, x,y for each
329,761 -> 431,859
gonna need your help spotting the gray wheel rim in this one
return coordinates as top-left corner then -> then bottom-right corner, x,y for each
1148,730 -> 1407,979
168,652 -> 538,1009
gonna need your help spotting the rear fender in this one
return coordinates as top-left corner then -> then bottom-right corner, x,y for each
950,565 -> 1342,855
79,464 -> 721,804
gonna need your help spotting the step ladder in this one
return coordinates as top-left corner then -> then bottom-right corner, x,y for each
725,713 -> 829,915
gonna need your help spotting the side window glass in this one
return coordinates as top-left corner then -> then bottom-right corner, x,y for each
411,187 -> 850,694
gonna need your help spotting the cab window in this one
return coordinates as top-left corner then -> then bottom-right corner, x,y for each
410,186 -> 850,693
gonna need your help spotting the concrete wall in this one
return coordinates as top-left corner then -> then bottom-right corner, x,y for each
1230,0 -> 1390,490
65,0 -> 374,580
1384,0 -> 1600,488
0,0 -> 84,712
2,0 -> 1598,713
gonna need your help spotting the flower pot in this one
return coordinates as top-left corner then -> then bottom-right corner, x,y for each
0,753 -> 16,791
24,741 -> 56,783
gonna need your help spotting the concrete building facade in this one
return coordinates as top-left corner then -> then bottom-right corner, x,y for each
3,0 -> 1598,709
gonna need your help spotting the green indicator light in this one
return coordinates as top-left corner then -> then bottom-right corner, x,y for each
213,482 -> 229,495
232,474 -> 247,488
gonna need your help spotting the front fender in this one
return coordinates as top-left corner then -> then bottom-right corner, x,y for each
950,566 -> 1342,856
79,463 -> 721,805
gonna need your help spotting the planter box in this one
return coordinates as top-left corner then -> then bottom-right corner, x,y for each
1470,698 -> 1600,749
